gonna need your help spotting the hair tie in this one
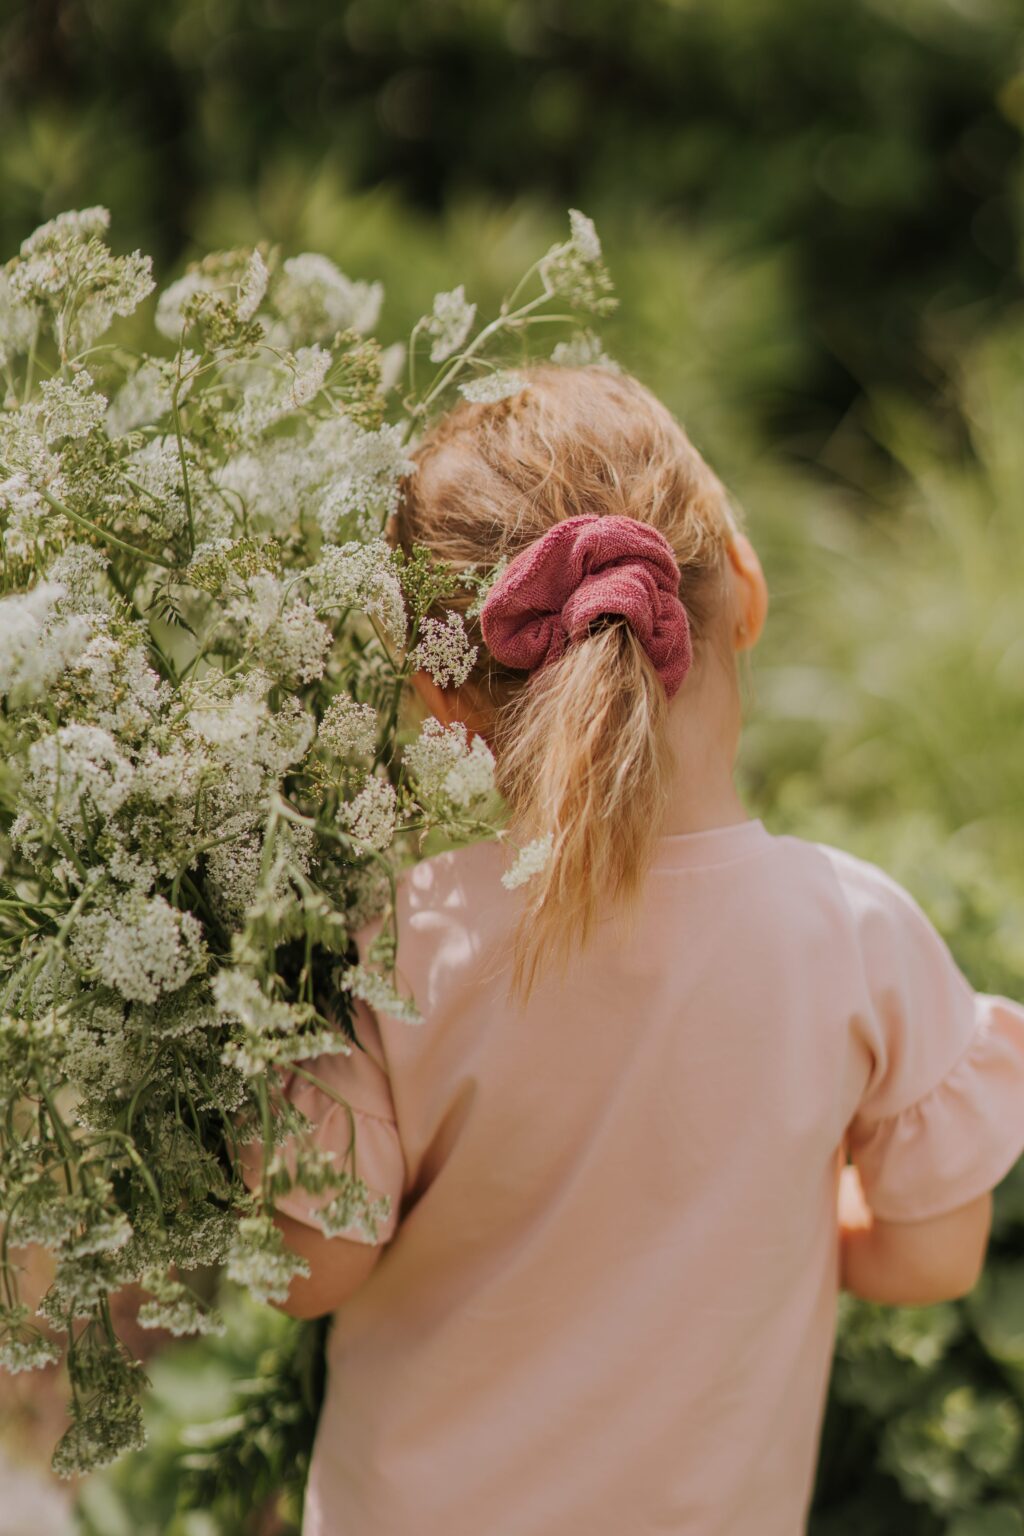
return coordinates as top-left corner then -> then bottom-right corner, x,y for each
479,513 -> 693,698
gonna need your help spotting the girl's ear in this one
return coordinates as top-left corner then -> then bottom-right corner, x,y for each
724,534 -> 769,652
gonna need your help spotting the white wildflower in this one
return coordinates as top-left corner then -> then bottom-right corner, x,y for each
38,370 -> 107,443
318,697 -> 378,758
19,206 -> 110,257
137,1275 -> 224,1337
307,536 -> 407,644
69,893 -> 206,1004
187,691 -> 267,745
226,1215 -> 310,1306
104,358 -> 172,437
259,597 -> 333,683
57,634 -> 170,738
411,609 -> 478,688
313,421 -> 414,542
339,964 -> 423,1026
0,1327 -> 62,1375
236,248 -> 270,322
44,543 -> 110,613
0,270 -> 40,368
316,1172 -> 393,1244
24,724 -> 134,831
403,718 -> 495,812
379,341 -> 406,392
501,833 -> 554,890
155,268 -> 215,340
0,583 -> 93,701
10,206 -> 154,351
288,344 -> 332,408
422,284 -> 477,363
550,328 -> 619,371
120,434 -> 192,536
213,968 -> 298,1036
340,775 -> 398,851
539,208 -> 617,315
274,252 -> 383,345
568,208 -> 602,262
458,370 -> 527,404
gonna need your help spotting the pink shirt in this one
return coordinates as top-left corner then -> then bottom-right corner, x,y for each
268,818 -> 1024,1535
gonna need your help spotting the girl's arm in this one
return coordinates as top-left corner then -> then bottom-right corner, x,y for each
269,1207 -> 385,1320
838,1162 -> 992,1306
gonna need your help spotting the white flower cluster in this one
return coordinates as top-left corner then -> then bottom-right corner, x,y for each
68,892 -> 207,1004
501,833 -> 554,890
318,696 -> 378,759
539,208 -> 617,316
411,609 -> 478,687
223,571 -> 334,684
422,284 -> 477,363
403,718 -> 495,814
339,963 -> 424,1026
9,205 -> 155,354
307,535 -> 407,644
0,203 -> 618,1477
459,370 -> 527,404
0,582 -> 92,702
551,328 -> 619,371
339,774 -> 398,851
271,251 -> 383,346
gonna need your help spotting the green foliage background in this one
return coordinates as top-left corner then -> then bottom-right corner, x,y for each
2,0 -> 1023,1531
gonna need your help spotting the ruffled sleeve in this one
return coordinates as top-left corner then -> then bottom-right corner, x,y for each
844,864 -> 1024,1224
239,996 -> 406,1246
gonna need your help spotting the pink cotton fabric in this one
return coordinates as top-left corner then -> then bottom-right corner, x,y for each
270,821 -> 1024,1536
479,513 -> 694,697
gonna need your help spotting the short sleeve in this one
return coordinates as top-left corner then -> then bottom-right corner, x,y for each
239,997 -> 406,1246
844,864 -> 1024,1223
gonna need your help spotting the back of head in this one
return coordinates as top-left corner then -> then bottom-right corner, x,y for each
394,362 -> 741,1004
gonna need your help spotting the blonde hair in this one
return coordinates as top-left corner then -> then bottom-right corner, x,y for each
393,362 -> 744,1003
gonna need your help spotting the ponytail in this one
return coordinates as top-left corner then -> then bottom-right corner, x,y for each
494,620 -> 674,1003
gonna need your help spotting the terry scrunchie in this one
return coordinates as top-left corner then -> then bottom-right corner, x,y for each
479,513 -> 693,699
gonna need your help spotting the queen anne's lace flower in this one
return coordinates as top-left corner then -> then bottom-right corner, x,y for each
104,358 -> 172,437
237,248 -> 270,322
340,775 -> 398,851
551,328 -> 619,371
226,1215 -> 310,1305
501,832 -> 554,890
313,422 -> 414,542
24,723 -> 135,833
411,609 -> 478,687
288,344 -> 332,407
69,893 -> 207,1004
0,269 -> 39,367
339,963 -> 424,1026
423,285 -> 477,363
403,718 -> 495,814
539,208 -> 617,316
0,582 -> 93,701
318,696 -> 378,758
274,252 -> 383,344
458,370 -> 527,404
307,536 -> 408,644
38,370 -> 108,443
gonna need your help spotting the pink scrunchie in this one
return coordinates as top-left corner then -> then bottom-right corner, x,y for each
479,513 -> 693,699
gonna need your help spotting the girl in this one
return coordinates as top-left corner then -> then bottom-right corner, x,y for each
247,364 -> 1024,1534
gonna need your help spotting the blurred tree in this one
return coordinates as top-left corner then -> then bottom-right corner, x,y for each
2,0 -> 1022,448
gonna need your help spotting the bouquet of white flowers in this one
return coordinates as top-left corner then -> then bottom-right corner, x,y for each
0,204 -> 616,1476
